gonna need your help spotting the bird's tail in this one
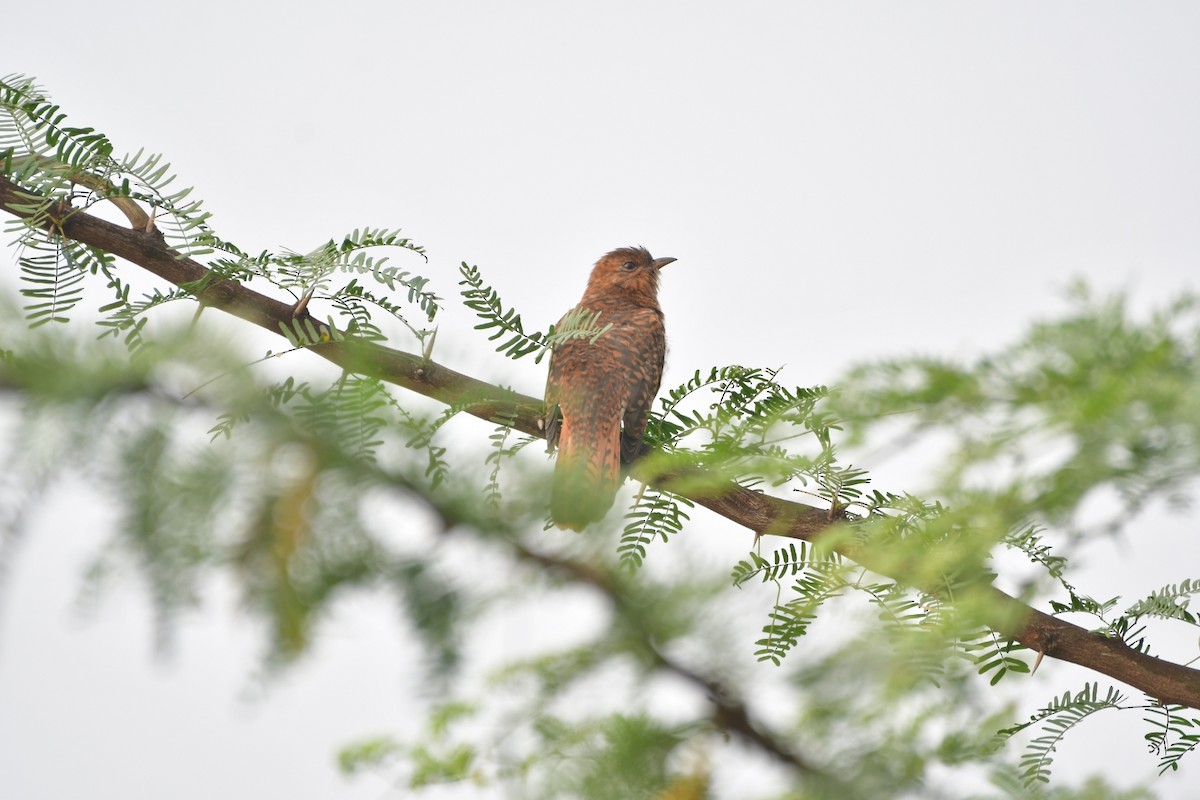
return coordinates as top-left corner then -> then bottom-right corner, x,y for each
550,414 -> 622,531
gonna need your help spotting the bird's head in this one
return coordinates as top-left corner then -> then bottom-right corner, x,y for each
584,246 -> 676,305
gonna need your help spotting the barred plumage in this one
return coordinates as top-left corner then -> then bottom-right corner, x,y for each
544,246 -> 675,530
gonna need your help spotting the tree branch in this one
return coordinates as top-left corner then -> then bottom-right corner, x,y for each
4,175 -> 1199,710
511,542 -> 839,786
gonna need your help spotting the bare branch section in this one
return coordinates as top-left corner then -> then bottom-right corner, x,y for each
3,175 -> 1199,710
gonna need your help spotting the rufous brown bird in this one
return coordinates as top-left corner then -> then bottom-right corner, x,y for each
544,246 -> 676,530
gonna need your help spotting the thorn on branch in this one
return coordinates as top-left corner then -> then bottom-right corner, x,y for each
827,499 -> 841,521
421,327 -> 439,364
292,288 -> 316,318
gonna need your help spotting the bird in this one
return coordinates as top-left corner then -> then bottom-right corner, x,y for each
544,246 -> 676,530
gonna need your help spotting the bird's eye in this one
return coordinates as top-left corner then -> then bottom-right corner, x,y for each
620,261 -> 638,272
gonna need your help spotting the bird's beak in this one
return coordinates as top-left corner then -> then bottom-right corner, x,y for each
653,257 -> 677,270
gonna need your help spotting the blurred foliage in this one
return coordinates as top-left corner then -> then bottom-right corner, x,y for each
4,72 -> 1200,798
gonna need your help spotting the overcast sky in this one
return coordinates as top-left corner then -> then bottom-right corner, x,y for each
4,3 -> 1200,799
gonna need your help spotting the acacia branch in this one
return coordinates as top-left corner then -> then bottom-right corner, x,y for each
511,543 -> 838,785
3,175 -> 1199,710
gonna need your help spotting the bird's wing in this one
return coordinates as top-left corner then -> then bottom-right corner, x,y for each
619,313 -> 666,463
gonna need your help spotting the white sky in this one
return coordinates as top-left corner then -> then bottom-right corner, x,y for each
4,3 -> 1200,798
